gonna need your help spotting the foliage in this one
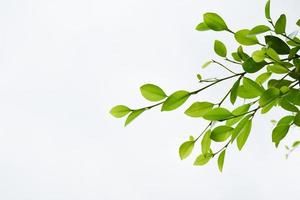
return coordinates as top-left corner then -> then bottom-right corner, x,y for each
110,0 -> 300,172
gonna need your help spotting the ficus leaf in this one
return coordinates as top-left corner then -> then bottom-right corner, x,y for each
237,119 -> 252,150
161,90 -> 190,111
242,57 -> 267,73
249,25 -> 270,36
243,77 -> 265,96
195,22 -> 210,31
125,108 -> 145,126
231,115 -> 251,143
214,40 -> 227,57
265,36 -> 290,55
203,13 -> 228,31
201,130 -> 212,154
275,14 -> 286,34
110,105 -> 131,118
256,72 -> 272,85
218,150 -> 226,172
234,29 -> 259,46
226,104 -> 251,126
210,125 -> 233,142
194,153 -> 212,166
179,140 -> 195,160
140,84 -> 167,102
203,107 -> 233,121
230,79 -> 240,105
259,88 -> 280,107
272,125 -> 290,147
252,50 -> 265,62
184,102 -> 214,117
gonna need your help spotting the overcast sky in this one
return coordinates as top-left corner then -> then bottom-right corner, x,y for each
0,0 -> 300,199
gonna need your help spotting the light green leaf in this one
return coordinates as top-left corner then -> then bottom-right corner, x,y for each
203,107 -> 233,121
272,125 -> 290,147
230,79 -> 240,105
243,77 -> 265,96
267,64 -> 288,74
265,0 -> 271,20
214,40 -> 227,57
203,13 -> 228,31
161,90 -> 190,111
255,72 -> 272,85
249,25 -> 270,36
237,119 -> 252,150
252,50 -> 265,62
179,140 -> 195,160
277,115 -> 295,126
218,150 -> 226,172
202,60 -> 213,69
197,74 -> 202,80
231,115 -> 251,143
259,88 -> 280,107
201,130 -> 211,154
261,99 -> 277,114
226,104 -> 251,126
110,105 -> 131,118
194,153 -> 212,166
125,108 -> 145,126
195,22 -> 210,31
294,112 -> 300,127
234,29 -> 259,46
232,52 -> 242,62
266,48 -> 280,62
210,125 -> 233,142
140,84 -> 167,102
184,102 -> 214,117
275,14 -> 286,34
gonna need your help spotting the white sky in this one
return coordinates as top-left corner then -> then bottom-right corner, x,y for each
0,0 -> 299,199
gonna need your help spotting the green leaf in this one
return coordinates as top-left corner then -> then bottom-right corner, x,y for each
252,50 -> 265,62
256,72 -> 271,85
230,79 -> 240,105
184,102 -> 214,118
231,115 -> 251,143
266,48 -> 280,62
203,13 -> 228,31
197,74 -> 202,80
242,57 -> 267,73
110,105 -> 131,118
277,115 -> 295,126
140,84 -> 167,102
265,0 -> 271,20
297,19 -> 300,27
237,119 -> 252,150
279,98 -> 299,112
203,107 -> 233,121
201,130 -> 211,154
267,64 -> 288,74
259,88 -> 280,107
237,46 -> 250,61
265,36 -> 290,55
210,125 -> 233,142
261,99 -> 277,114
294,112 -> 300,127
237,85 -> 260,99
194,153 -> 212,166
226,104 -> 251,126
272,125 -> 290,147
285,89 -> 300,106
125,108 -> 145,126
275,14 -> 286,34
202,60 -> 213,69
214,40 -> 227,57
293,141 -> 300,148
195,22 -> 210,31
234,29 -> 258,46
268,79 -> 292,89
179,140 -> 195,160
232,52 -> 242,62
161,90 -> 190,111
243,77 -> 265,96
249,25 -> 270,36
218,150 -> 226,172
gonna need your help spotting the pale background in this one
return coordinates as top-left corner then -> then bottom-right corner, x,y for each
0,0 -> 299,199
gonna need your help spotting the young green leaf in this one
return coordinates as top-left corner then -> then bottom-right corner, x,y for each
226,104 -> 251,126
243,77 -> 265,96
184,102 -> 214,117
179,140 -> 195,160
140,84 -> 167,102
110,105 -> 131,118
201,130 -> 212,154
194,153 -> 212,166
279,98 -> 299,112
265,0 -> 271,20
230,79 -> 240,105
161,90 -> 190,111
202,60 -> 213,68
125,108 -> 145,126
197,74 -> 202,80
252,50 -> 265,62
234,29 -> 259,46
275,14 -> 286,34
237,119 -> 252,150
203,13 -> 228,31
231,115 -> 251,143
249,25 -> 270,36
259,88 -> 280,107
214,40 -> 227,57
210,125 -> 233,142
277,115 -> 295,126
195,22 -> 210,31
266,48 -> 280,62
267,64 -> 288,74
294,112 -> 300,127
256,72 -> 272,85
265,36 -> 290,55
232,52 -> 242,62
218,150 -> 226,172
203,107 -> 233,121
272,125 -> 290,147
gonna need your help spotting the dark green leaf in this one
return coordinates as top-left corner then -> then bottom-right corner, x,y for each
294,112 -> 300,127
140,84 -> 167,102
242,57 -> 267,73
279,98 -> 299,112
249,25 -> 270,36
203,107 -> 233,121
261,99 -> 277,114
184,102 -> 214,117
210,125 -> 233,142
237,46 -> 250,61
268,79 -> 292,89
218,150 -> 226,172
110,105 -> 131,118
179,140 -> 195,160
285,89 -> 300,106
214,40 -> 227,57
125,109 -> 145,126
265,36 -> 290,55
161,90 -> 190,111
275,14 -> 286,34
297,19 -> 300,27
203,13 -> 228,31
259,88 -> 280,107
237,119 -> 252,150
234,29 -> 258,46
